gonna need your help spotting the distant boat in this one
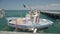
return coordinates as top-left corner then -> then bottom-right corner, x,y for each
0,9 -> 5,18
6,9 -> 53,33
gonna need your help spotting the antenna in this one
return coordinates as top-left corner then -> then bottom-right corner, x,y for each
30,0 -> 32,11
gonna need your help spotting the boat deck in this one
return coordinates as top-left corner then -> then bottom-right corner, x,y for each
9,18 -> 33,25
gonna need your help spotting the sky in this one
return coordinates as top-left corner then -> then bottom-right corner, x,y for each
0,0 -> 60,10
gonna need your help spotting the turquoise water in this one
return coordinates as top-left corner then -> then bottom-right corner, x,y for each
0,10 -> 60,33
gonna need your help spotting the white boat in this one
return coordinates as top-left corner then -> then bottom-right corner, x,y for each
6,10 -> 53,33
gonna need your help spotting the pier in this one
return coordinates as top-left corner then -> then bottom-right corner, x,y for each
40,11 -> 60,19
0,31 -> 39,34
0,31 -> 55,34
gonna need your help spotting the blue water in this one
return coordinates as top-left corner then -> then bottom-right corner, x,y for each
0,10 -> 60,33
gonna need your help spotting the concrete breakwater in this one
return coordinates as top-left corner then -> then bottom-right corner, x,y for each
40,11 -> 60,19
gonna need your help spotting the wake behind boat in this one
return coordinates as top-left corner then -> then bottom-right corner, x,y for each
6,10 -> 53,33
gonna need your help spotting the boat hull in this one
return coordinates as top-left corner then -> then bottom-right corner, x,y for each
6,17 -> 53,29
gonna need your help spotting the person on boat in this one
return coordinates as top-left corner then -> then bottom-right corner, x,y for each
29,10 -> 34,22
34,10 -> 40,23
